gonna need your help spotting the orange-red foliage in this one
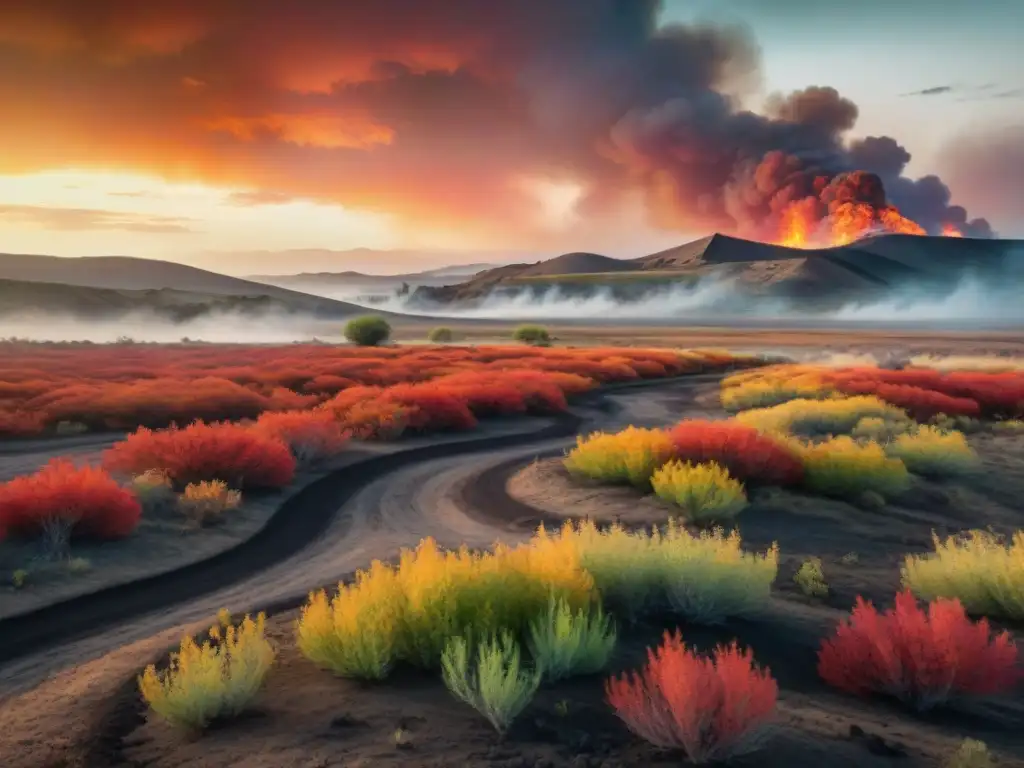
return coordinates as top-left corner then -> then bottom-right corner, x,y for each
102,422 -> 296,489
0,459 -> 141,540
0,342 -> 755,438
0,409 -> 46,438
606,630 -> 778,763
251,410 -> 350,466
667,420 -> 804,486
817,590 -> 1021,711
831,380 -> 980,420
336,401 -> 410,440
824,367 -> 1024,419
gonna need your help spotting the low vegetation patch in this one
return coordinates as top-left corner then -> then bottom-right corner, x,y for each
796,436 -> 911,500
250,409 -> 350,467
650,460 -> 748,523
513,324 -> 552,346
178,480 -> 242,526
563,426 -> 674,490
562,520 -> 778,625
528,594 -> 616,682
885,425 -> 980,477
442,632 -> 541,735
103,421 -> 296,489
139,613 -> 276,730
667,419 -> 804,486
817,591 -> 1019,711
794,557 -> 829,598
901,530 -> 1024,620
606,631 -> 778,764
736,395 -> 908,438
0,459 -> 141,555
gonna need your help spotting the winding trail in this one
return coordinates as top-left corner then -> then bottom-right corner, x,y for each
0,376 -> 714,698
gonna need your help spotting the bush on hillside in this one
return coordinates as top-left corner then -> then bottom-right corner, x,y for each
344,315 -> 392,346
885,426 -> 980,477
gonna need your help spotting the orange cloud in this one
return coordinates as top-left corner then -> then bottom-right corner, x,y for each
204,113 -> 394,149
0,0 -> 997,246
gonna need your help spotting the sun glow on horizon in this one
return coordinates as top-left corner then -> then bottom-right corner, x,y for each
0,169 -> 404,262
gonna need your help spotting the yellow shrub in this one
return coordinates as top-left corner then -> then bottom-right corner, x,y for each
139,613 -> 275,730
549,520 -> 778,625
297,560 -> 404,679
131,469 -> 176,513
901,530 -> 1024,620
719,369 -> 834,412
885,426 -> 980,477
993,419 -> 1024,433
297,535 -> 594,675
851,415 -> 913,442
563,426 -> 674,489
179,480 -> 242,525
799,436 -> 911,499
650,460 -> 747,523
736,395 -> 909,437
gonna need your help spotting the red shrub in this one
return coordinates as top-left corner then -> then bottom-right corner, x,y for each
379,383 -> 477,432
832,380 -> 981,420
606,630 -> 777,764
301,374 -> 357,394
337,401 -> 410,440
251,410 -> 350,466
818,591 -> 1020,711
0,459 -> 141,540
667,420 -> 804,486
103,422 -> 295,489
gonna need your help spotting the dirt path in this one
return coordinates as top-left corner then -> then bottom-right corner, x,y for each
0,378 -> 714,707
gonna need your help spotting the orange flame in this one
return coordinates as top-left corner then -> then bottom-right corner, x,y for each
775,200 -> 957,249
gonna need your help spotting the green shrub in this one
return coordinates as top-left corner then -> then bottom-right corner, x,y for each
428,326 -> 454,343
901,530 -> 1024,620
563,520 -> 778,625
528,594 -> 616,682
793,557 -> 828,597
344,315 -> 391,346
798,436 -> 911,499
442,632 -> 540,734
513,324 -> 551,346
885,426 -> 980,477
650,460 -> 747,523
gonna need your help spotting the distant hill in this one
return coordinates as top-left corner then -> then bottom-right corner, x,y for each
409,234 -> 1024,306
245,262 -> 499,291
0,252 -> 400,318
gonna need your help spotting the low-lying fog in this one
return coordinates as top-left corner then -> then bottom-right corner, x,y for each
4,269 -> 1022,343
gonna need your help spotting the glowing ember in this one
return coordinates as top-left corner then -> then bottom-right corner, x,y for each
942,223 -> 964,237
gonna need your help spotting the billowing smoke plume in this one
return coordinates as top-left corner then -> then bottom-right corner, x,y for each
0,0 -> 995,244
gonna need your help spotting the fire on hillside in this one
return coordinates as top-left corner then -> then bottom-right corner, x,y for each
769,170 -> 965,248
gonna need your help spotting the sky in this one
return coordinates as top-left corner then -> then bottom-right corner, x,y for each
0,0 -> 1020,276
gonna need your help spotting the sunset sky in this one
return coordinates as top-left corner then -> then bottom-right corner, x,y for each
0,0 -> 1020,275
